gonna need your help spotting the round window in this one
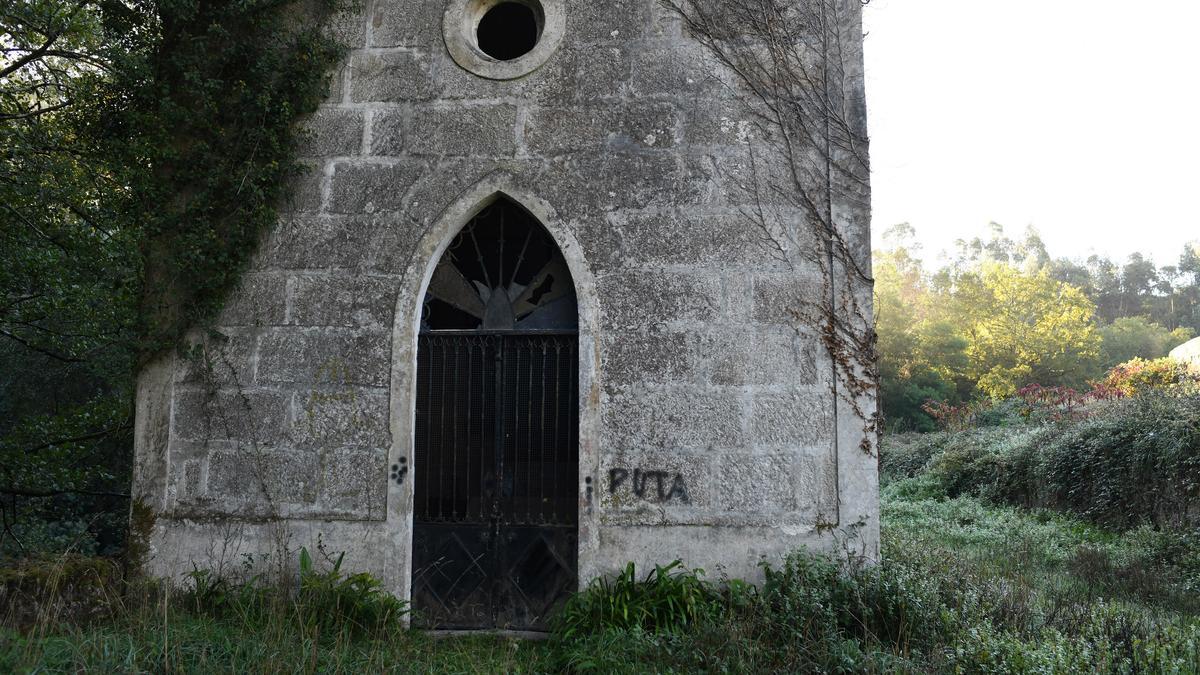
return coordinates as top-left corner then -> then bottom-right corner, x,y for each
444,0 -> 565,80
477,2 -> 541,61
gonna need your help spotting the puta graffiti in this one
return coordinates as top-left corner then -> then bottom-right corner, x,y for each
608,468 -> 690,504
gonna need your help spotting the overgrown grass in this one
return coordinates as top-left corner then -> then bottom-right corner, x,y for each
0,546 -> 551,673
7,491 -> 1198,673
544,488 -> 1200,673
553,561 -> 717,640
5,404 -> 1200,672
0,616 -> 553,673
885,394 -> 1200,530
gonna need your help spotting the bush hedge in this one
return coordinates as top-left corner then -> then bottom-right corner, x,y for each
885,395 -> 1200,530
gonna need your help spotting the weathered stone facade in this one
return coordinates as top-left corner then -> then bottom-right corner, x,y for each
1172,337 -> 1200,367
133,0 -> 877,608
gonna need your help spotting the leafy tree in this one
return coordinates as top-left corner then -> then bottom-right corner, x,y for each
1048,258 -> 1094,297
876,223 -> 1197,427
950,262 -> 1101,398
1,0 -> 345,557
1018,227 -> 1051,270
874,228 -> 967,429
1099,317 -> 1193,370
1175,243 -> 1200,331
950,223 -> 1050,272
1085,255 -> 1123,324
1120,253 -> 1159,318
1,2 -> 144,554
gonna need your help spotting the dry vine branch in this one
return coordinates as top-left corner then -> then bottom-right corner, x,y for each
663,0 -> 880,453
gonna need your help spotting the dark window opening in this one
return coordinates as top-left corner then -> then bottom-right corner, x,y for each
422,197 -> 578,332
477,2 -> 540,61
527,276 -> 555,306
412,195 -> 580,631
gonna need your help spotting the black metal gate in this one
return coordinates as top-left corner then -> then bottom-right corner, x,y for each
412,332 -> 579,630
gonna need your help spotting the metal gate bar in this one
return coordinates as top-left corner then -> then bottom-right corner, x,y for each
413,331 -> 578,630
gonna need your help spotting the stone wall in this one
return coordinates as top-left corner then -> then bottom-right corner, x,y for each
133,0 -> 877,595
1171,337 -> 1200,367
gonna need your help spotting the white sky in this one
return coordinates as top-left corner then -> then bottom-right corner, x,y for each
863,0 -> 1200,267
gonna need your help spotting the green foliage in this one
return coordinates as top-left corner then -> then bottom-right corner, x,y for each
1,0 -> 348,557
875,224 -> 1103,428
874,227 -> 968,430
180,547 -> 407,639
130,0 -> 348,349
0,391 -> 132,560
0,554 -> 123,629
886,395 -> 1200,531
875,222 -> 1200,428
7,423 -> 1200,672
1100,317 -> 1194,369
5,489 -> 1200,673
953,262 -> 1101,398
754,552 -> 950,660
1041,395 -> 1200,530
0,396 -> 130,502
1101,356 -> 1200,397
554,561 -> 715,640
553,519 -> 1200,674
883,486 -> 1200,669
551,553 -> 954,673
296,547 -> 408,636
1,1 -> 145,555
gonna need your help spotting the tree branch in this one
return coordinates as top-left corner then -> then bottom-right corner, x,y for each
0,327 -> 85,363
0,0 -> 93,79
18,425 -> 130,456
0,487 -> 131,499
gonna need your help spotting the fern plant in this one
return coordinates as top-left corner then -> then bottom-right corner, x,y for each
553,561 -> 715,639
297,547 -> 408,637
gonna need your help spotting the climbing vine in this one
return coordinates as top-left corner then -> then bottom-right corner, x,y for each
130,0 -> 349,354
663,0 -> 881,457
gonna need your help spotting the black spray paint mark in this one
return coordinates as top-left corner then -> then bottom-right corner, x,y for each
585,476 -> 594,513
666,474 -> 689,503
608,468 -> 690,504
391,457 -> 409,486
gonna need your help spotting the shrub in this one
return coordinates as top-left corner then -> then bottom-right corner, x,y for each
0,555 -> 122,629
879,432 -> 951,482
922,383 -> 1125,433
553,561 -> 715,640
1041,394 -> 1200,530
1102,357 -> 1200,397
296,547 -> 407,636
181,547 -> 406,638
551,551 -> 960,673
757,552 -> 952,656
892,395 -> 1200,532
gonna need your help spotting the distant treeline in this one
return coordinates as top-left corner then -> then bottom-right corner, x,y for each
876,223 -> 1199,430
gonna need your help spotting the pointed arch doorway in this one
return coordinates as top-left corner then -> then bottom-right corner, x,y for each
411,196 -> 579,631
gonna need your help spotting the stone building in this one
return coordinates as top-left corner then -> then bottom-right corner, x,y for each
1172,336 -> 1200,367
133,0 -> 877,631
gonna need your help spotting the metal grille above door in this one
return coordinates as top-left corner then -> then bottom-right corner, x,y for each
421,199 -> 578,333
412,197 -> 579,632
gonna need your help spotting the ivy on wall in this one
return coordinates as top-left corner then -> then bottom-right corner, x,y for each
0,0 -> 348,557
132,0 -> 348,353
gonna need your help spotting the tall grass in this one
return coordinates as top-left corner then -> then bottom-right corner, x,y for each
0,547 -> 549,673
5,506 -> 1199,673
5,402 -> 1200,672
554,561 -> 715,639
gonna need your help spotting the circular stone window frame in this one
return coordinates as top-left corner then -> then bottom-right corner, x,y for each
443,0 -> 565,81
